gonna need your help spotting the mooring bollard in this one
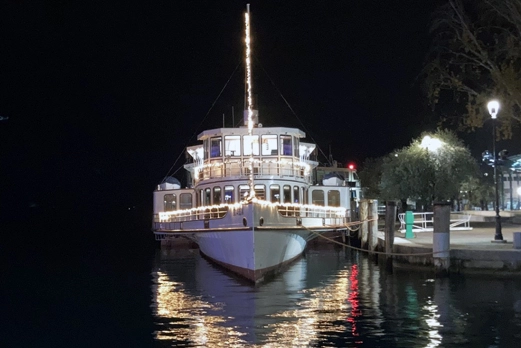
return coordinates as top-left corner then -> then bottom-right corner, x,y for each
368,199 -> 378,254
405,210 -> 414,239
433,202 -> 451,276
385,200 -> 397,271
360,199 -> 369,249
513,232 -> 521,249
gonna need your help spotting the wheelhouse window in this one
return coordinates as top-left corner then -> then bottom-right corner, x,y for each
164,194 -> 176,211
328,190 -> 340,207
270,184 -> 280,203
293,137 -> 300,157
280,135 -> 292,156
203,139 -> 209,160
293,186 -> 300,203
224,185 -> 235,204
254,184 -> 266,200
261,135 -> 278,156
243,135 -> 260,156
312,190 -> 324,206
225,135 -> 241,156
213,187 -> 222,205
283,185 -> 291,203
210,137 -> 222,158
180,193 -> 192,210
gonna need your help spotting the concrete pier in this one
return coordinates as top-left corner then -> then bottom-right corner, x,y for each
384,222 -> 521,275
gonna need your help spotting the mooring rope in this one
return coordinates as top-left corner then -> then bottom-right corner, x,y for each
307,220 -> 449,257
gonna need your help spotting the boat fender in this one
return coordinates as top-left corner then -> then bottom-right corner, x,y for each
259,217 -> 264,226
243,217 -> 247,227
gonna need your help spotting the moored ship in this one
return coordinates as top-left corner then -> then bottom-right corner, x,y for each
152,5 -> 360,283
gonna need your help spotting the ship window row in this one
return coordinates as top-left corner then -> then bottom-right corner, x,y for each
311,189 -> 341,207
206,134 -> 299,158
164,188 -> 342,211
163,193 -> 193,211
199,184 -> 306,206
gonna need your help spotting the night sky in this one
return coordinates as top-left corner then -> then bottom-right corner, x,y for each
1,1 -> 440,214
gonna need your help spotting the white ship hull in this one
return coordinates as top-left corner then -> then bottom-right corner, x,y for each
196,229 -> 307,282
154,202 -> 347,283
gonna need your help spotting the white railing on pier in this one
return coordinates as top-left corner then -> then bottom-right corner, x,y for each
397,212 -> 472,232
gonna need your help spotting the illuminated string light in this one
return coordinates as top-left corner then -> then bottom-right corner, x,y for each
159,200 -> 347,222
245,6 -> 255,200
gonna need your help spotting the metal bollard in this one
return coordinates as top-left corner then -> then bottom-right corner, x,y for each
514,232 -> 521,249
433,202 -> 451,276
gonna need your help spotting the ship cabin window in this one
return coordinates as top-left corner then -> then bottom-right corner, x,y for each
239,184 -> 250,200
203,139 -> 209,160
204,188 -> 211,206
261,135 -> 278,156
180,193 -> 192,210
283,185 -> 291,203
210,137 -> 222,158
280,135 -> 292,156
243,135 -> 260,156
164,194 -> 176,211
270,184 -> 280,203
254,184 -> 265,200
293,186 -> 300,203
225,135 -> 241,156
293,137 -> 299,157
303,187 -> 308,204
213,187 -> 222,205
312,190 -> 325,206
328,190 -> 340,207
224,185 -> 235,204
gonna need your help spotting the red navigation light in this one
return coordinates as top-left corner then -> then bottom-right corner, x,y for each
348,163 -> 355,170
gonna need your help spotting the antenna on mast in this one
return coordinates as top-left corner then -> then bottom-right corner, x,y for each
244,4 -> 256,200
243,4 -> 258,128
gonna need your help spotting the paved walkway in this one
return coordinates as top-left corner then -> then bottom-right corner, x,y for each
391,222 -> 521,250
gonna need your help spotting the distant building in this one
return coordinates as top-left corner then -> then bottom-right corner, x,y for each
500,154 -> 521,210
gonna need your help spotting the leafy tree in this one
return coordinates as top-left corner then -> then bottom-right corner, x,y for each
358,157 -> 383,198
458,175 -> 495,210
379,130 -> 479,210
423,0 -> 521,138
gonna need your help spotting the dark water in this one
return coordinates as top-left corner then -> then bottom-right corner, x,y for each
4,208 -> 521,347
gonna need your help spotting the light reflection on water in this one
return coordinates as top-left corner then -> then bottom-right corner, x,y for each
151,246 -> 521,347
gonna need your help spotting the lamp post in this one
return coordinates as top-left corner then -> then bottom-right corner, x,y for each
487,100 -> 504,241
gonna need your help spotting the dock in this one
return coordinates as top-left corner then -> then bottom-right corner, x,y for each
382,222 -> 521,275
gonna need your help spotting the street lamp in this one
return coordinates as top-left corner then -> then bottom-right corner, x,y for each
487,100 -> 504,242
421,135 -> 443,152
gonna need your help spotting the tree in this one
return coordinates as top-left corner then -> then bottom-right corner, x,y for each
379,130 -> 479,210
358,157 -> 383,198
458,175 -> 495,210
423,0 -> 521,138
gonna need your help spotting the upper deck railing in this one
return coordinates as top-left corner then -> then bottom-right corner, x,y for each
187,158 -> 313,184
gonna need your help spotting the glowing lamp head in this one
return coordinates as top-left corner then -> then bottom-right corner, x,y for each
348,163 -> 355,170
487,100 -> 500,119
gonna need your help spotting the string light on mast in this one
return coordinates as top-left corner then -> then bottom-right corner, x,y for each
245,4 -> 255,200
